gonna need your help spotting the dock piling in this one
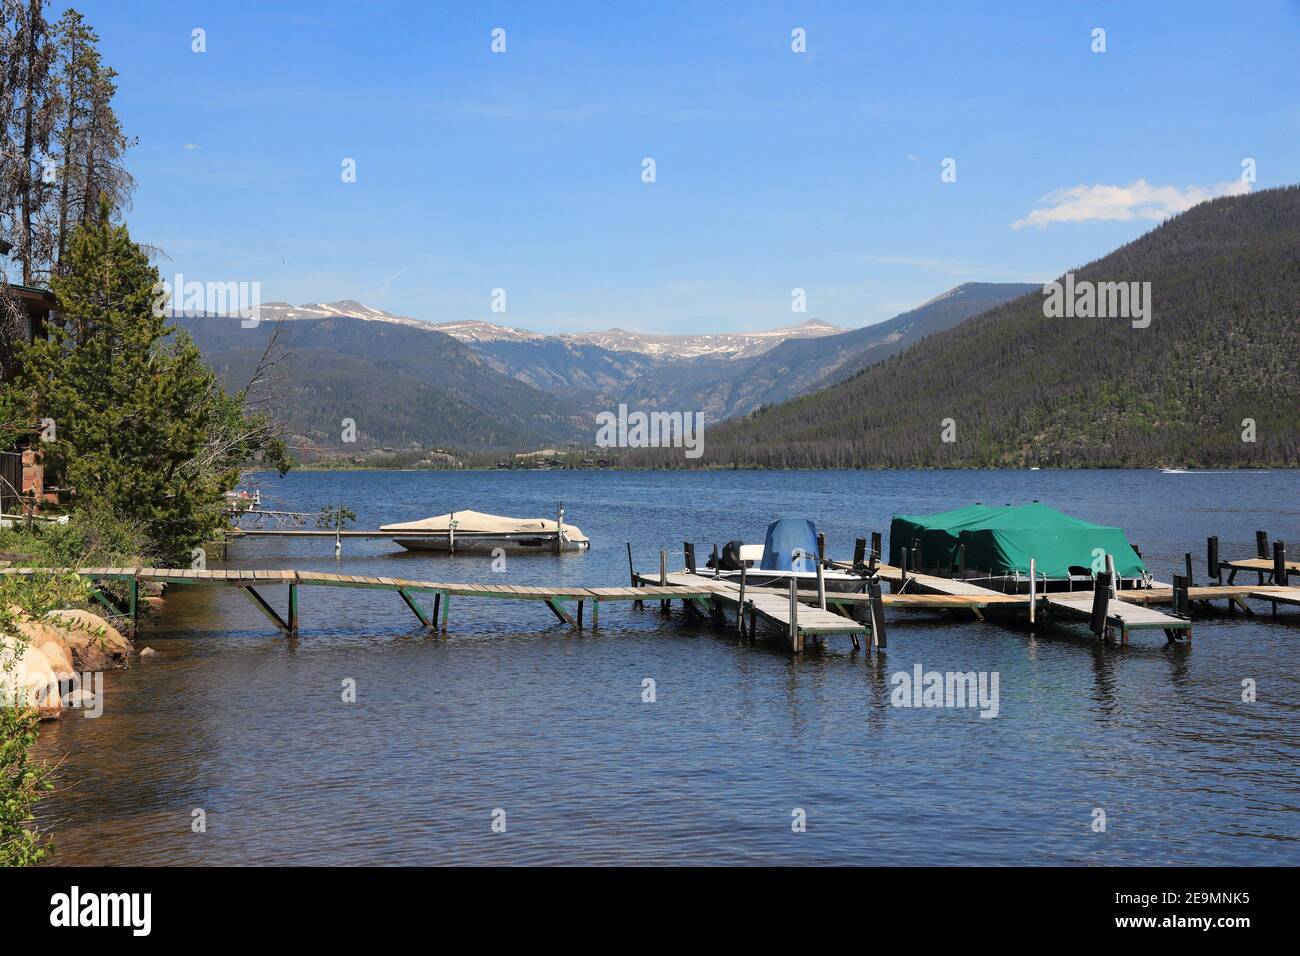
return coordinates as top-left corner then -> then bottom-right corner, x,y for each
853,538 -> 866,569
627,543 -> 641,608
659,550 -> 669,614
870,532 -> 882,564
1028,558 -> 1036,625
1207,535 -> 1221,583
1090,572 -> 1112,640
867,577 -> 887,651
1172,573 -> 1190,618
788,576 -> 802,653
737,564 -> 748,637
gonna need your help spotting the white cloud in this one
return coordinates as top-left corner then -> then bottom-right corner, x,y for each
1012,178 -> 1250,229
183,143 -> 200,150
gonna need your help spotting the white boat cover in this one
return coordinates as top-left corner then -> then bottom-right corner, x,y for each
380,510 -> 589,543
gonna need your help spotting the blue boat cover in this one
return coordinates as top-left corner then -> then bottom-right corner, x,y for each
760,518 -> 819,571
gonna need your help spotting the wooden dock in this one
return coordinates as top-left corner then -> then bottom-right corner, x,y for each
635,571 -> 868,652
1044,592 -> 1191,645
831,556 -> 1194,643
0,566 -> 712,638
5,528 -> 1293,655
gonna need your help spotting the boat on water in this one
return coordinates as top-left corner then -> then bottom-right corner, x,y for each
380,509 -> 590,553
690,518 -> 869,593
890,502 -> 1152,594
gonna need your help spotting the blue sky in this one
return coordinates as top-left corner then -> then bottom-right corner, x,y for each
61,0 -> 1300,333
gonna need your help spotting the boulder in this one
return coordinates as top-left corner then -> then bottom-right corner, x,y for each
62,688 -> 97,709
0,639 -> 63,720
45,609 -> 133,671
139,647 -> 157,658
12,618 -> 76,683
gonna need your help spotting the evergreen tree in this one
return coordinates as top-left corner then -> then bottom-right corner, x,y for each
19,200 -> 265,561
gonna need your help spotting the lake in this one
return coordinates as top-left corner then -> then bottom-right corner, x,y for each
34,469 -> 1300,864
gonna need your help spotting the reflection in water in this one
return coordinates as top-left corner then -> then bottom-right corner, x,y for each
33,468 -> 1300,865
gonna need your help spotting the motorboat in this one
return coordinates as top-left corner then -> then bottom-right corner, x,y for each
380,509 -> 590,553
691,518 -> 869,593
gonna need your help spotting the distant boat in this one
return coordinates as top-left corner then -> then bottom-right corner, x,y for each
1029,466 -> 1041,471
1160,468 -> 1189,474
380,509 -> 590,553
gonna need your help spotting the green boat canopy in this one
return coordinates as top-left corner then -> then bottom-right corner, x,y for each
889,502 -> 1147,579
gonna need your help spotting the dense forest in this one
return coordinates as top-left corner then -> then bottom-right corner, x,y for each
627,186 -> 1300,469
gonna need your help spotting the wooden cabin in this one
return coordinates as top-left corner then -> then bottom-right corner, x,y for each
1,282 -> 57,517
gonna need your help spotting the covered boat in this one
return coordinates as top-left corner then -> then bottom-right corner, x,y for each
890,502 -> 1148,590
695,517 -> 868,593
380,509 -> 590,553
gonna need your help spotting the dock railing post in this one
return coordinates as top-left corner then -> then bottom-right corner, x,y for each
1207,535 -> 1220,584
659,549 -> 669,615
1029,558 -> 1036,625
711,544 -> 719,580
788,576 -> 801,653
1090,572 -> 1112,639
853,538 -> 866,569
555,502 -> 564,554
870,531 -> 882,564
816,558 -> 826,611
1184,552 -> 1195,588
684,542 -> 696,575
958,544 -> 966,581
1272,540 -> 1287,587
817,532 -> 826,563
1256,530 -> 1270,559
737,564 -> 747,637
899,549 -> 909,590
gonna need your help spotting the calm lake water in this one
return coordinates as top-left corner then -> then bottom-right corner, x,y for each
34,469 -> 1300,865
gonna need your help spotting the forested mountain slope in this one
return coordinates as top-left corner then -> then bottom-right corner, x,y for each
643,186 -> 1300,468
177,314 -> 591,451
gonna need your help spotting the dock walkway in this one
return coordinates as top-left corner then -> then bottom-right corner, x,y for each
635,572 -> 868,651
830,558 -> 1193,642
0,566 -> 713,637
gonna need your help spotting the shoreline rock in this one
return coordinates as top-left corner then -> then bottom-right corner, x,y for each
44,609 -> 133,671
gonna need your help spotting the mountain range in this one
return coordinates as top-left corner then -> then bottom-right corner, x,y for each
179,281 -> 1035,454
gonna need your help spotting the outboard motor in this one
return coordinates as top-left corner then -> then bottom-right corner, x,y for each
719,539 -> 746,571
